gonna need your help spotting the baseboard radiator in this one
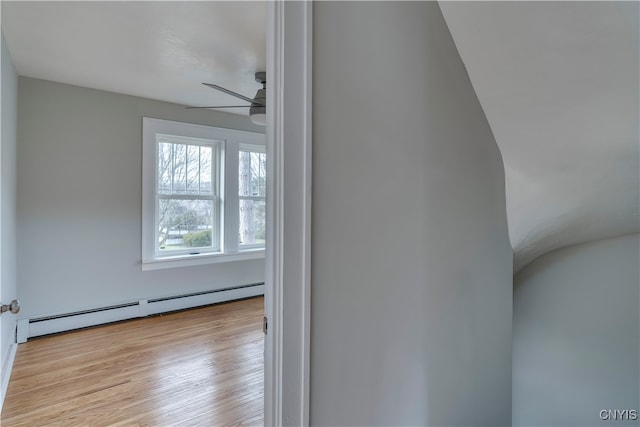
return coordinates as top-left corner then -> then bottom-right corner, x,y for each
16,282 -> 264,343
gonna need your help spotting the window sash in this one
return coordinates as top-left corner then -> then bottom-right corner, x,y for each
155,195 -> 221,255
238,197 -> 266,249
156,135 -> 220,197
237,145 -> 266,250
154,138 -> 221,257
239,150 -> 266,198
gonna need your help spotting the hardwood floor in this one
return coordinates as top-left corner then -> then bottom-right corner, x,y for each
1,296 -> 264,427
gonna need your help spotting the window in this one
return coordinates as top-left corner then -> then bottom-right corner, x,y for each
156,135 -> 221,255
239,146 -> 266,249
142,118 -> 265,270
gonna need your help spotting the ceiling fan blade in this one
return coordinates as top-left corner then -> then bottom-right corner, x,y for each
186,105 -> 250,109
202,83 -> 265,106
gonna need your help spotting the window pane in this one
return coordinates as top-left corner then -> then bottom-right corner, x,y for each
239,199 -> 266,246
186,145 -> 200,194
158,199 -> 217,252
239,151 -> 266,197
158,140 -> 215,196
158,142 -> 173,194
173,144 -> 187,194
200,146 -> 213,195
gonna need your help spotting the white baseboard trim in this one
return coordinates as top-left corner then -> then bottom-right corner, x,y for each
17,283 -> 264,342
0,343 -> 18,413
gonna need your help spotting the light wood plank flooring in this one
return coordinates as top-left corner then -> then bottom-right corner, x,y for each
1,296 -> 264,426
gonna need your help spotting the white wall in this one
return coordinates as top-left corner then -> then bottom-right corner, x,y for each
1,32 -> 18,391
17,77 -> 265,320
513,233 -> 640,426
311,2 -> 513,425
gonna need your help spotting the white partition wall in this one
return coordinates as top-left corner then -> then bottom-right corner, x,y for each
0,32 -> 19,409
311,2 -> 512,425
514,234 -> 640,426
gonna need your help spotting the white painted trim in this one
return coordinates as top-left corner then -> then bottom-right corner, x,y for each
143,285 -> 263,316
265,1 -> 312,426
264,2 -> 282,422
19,284 -> 264,340
301,5 -> 313,422
141,249 -> 264,271
0,343 -> 18,413
29,305 -> 140,338
16,319 -> 28,344
0,8 -> 4,412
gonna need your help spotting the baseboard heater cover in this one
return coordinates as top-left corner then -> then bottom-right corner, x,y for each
20,283 -> 264,342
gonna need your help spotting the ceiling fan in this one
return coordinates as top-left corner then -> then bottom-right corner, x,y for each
187,71 -> 266,126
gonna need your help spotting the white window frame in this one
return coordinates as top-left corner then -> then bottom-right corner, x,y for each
142,118 -> 265,271
154,133 -> 222,257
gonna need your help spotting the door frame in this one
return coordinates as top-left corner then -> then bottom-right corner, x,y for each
264,1 -> 313,426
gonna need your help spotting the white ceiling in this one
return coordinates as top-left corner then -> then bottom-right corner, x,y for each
1,1 -> 267,114
440,1 -> 639,271
2,1 -> 638,272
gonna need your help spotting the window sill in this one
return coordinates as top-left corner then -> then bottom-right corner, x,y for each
141,249 -> 265,271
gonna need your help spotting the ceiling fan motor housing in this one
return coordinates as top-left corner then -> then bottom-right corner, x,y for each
255,71 -> 266,84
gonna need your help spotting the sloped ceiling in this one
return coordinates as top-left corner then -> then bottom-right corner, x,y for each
440,1 -> 639,271
2,1 -> 637,272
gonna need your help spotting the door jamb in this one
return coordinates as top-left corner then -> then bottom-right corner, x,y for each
264,2 -> 312,426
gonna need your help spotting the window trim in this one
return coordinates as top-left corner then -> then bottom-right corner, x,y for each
142,118 -> 265,270
140,249 -> 265,271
